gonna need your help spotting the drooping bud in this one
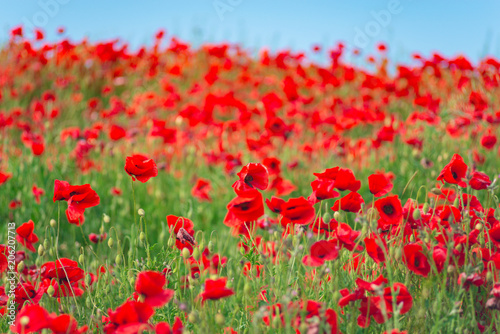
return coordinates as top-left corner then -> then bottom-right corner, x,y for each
108,238 -> 114,248
192,247 -> 201,261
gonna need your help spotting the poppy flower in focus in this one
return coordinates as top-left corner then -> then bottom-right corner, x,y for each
167,215 -> 196,251
279,197 -> 315,226
11,304 -> 50,333
374,195 -> 403,225
198,277 -> 234,304
16,220 -> 39,252
40,258 -> 85,297
437,154 -> 468,187
302,240 -> 339,267
368,173 -> 393,197
403,243 -> 430,277
49,314 -> 88,334
224,189 -> 264,232
237,163 -> 269,190
124,154 -> 158,183
331,192 -> 364,213
53,181 -> 100,226
135,271 -> 174,307
104,300 -> 154,334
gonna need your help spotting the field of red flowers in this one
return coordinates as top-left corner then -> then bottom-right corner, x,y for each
1,26 -> 500,333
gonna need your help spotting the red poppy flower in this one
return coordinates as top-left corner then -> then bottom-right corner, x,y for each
265,196 -> 286,213
198,277 -> 234,304
331,192 -> 364,213
135,271 -> 174,307
0,171 -> 12,186
375,195 -> 403,225
481,133 -> 497,150
40,258 -> 85,297
166,215 -> 195,251
469,171 -> 491,190
53,180 -> 100,226
11,304 -> 50,333
224,189 -> 264,228
156,317 -> 183,334
309,179 -> 340,203
437,154 -> 468,187
314,167 -> 361,192
108,124 -> 126,141
279,197 -> 315,226
433,246 -> 447,273
16,220 -> 39,253
104,300 -> 154,334
262,157 -> 281,176
32,184 -> 45,204
14,282 -> 44,309
89,233 -> 107,244
403,243 -> 430,277
50,314 -> 88,334
364,234 -> 387,264
368,173 -> 393,197
458,273 -> 485,291
191,178 -> 212,202
124,154 -> 158,183
302,240 -> 339,267
237,163 -> 269,190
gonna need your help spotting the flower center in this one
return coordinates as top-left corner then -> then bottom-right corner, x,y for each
383,204 -> 394,215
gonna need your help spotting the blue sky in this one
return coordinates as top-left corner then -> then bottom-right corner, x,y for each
1,0 -> 499,64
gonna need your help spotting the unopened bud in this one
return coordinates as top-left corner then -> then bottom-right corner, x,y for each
333,211 -> 343,221
50,219 -> 57,228
17,261 -> 25,273
108,238 -> 114,248
138,208 -> 145,217
79,254 -> 85,264
240,247 -> 246,255
412,209 -> 421,220
422,203 -> 430,213
115,255 -> 122,265
182,248 -> 191,259
208,241 -> 214,253
192,248 -> 201,261
85,274 -> 92,286
475,223 -> 483,231
43,239 -> 50,249
38,244 -> 45,256
167,237 -> 175,247
47,285 -> 55,297
430,188 -> 443,196
103,214 -> 110,223
99,225 -> 105,235
139,232 -> 146,242
453,197 -> 460,208
215,313 -> 225,325
20,316 -> 30,326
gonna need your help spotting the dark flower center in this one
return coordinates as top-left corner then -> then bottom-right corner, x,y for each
383,204 -> 394,215
451,171 -> 458,179
244,175 -> 254,183
238,202 -> 250,211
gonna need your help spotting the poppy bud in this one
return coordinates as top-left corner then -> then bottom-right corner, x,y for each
430,188 -> 442,196
495,208 -> 500,219
100,225 -> 105,235
333,211 -> 343,221
487,271 -> 494,282
422,203 -> 430,213
47,285 -> 55,297
453,197 -> 460,208
182,248 -> 190,259
455,244 -> 463,252
129,278 -> 135,286
475,223 -> 483,231
322,212 -> 331,222
208,241 -> 214,252
299,323 -> 308,333
85,274 -> 92,286
138,208 -> 145,217
139,232 -> 146,242
38,244 -> 45,256
43,239 -> 50,249
188,311 -> 198,322
239,247 -> 246,255
412,209 -> 421,220
20,316 -> 30,326
215,313 -> 225,325
167,236 -> 175,247
332,290 -> 341,301
50,219 -> 57,228
35,257 -> 42,267
192,247 -> 201,261
103,214 -> 110,223
79,254 -> 85,264
17,260 -> 25,273
115,255 -> 122,265
273,231 -> 280,240
108,238 -> 114,248
447,265 -> 455,273
244,283 -> 251,296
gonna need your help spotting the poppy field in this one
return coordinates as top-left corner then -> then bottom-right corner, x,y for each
2,27 -> 500,333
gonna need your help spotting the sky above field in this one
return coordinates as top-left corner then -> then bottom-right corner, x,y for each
1,0 -> 499,65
